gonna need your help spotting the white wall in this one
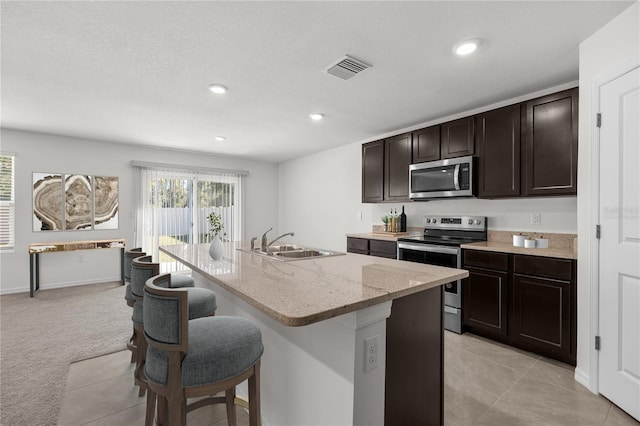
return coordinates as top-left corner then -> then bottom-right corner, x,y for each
279,89 -> 580,254
0,128 -> 279,294
576,2 -> 639,390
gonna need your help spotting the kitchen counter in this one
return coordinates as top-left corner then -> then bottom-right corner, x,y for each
161,241 -> 462,425
346,226 -> 422,242
460,230 -> 577,260
160,241 -> 467,326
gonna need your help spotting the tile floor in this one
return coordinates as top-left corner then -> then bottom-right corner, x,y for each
57,331 -> 638,426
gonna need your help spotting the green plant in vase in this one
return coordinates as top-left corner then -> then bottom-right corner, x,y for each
381,215 -> 389,232
207,212 -> 226,260
207,212 -> 225,240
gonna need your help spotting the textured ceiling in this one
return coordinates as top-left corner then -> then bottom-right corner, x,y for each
0,1 -> 634,163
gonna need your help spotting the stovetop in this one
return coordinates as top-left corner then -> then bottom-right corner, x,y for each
397,215 -> 488,247
398,235 -> 485,247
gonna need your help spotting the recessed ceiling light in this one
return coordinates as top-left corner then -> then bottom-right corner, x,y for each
309,113 -> 324,121
453,39 -> 482,56
214,136 -> 226,142
208,84 -> 228,94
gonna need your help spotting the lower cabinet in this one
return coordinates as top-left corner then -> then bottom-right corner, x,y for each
463,266 -> 509,338
462,250 -> 576,365
347,237 -> 397,259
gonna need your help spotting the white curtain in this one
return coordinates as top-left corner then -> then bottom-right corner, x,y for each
133,163 -> 244,271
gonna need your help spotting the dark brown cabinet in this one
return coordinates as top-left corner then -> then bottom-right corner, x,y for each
384,133 -> 412,201
362,140 -> 384,203
523,88 -> 578,196
347,237 -> 397,259
463,251 -> 509,338
476,105 -> 521,197
462,249 -> 576,365
512,255 -> 575,364
441,117 -> 475,159
362,87 -> 578,202
411,126 -> 440,163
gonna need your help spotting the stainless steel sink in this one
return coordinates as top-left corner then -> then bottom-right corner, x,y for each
237,245 -> 345,261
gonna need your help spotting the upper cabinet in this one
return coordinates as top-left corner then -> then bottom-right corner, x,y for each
522,88 -> 578,196
384,133 -> 412,201
361,87 -> 578,203
362,140 -> 384,203
411,126 -> 440,163
441,116 -> 475,159
362,134 -> 411,203
476,105 -> 521,198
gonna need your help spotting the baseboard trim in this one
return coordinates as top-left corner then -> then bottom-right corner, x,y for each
574,367 -> 594,394
0,276 -> 122,295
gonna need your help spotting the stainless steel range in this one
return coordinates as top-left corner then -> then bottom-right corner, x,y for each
397,215 -> 487,333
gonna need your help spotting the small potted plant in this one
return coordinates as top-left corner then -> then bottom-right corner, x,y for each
381,215 -> 389,232
207,211 -> 225,260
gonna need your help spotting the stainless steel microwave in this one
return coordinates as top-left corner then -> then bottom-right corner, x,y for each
409,155 -> 476,200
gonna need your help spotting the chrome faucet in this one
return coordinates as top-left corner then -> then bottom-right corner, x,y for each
267,232 -> 295,251
250,236 -> 258,250
260,227 -> 273,252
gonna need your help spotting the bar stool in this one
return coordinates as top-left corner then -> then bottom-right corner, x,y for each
124,248 -> 146,362
143,273 -> 263,426
131,256 -> 217,397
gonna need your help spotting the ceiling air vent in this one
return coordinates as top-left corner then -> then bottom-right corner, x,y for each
325,55 -> 371,80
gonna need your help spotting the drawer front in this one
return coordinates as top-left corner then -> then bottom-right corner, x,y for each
347,237 -> 369,253
463,250 -> 509,271
369,239 -> 397,256
513,255 -> 573,281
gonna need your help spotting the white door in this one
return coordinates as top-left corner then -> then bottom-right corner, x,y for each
598,65 -> 640,421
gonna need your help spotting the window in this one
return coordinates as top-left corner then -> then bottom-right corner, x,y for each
0,154 -> 15,251
133,163 -> 245,271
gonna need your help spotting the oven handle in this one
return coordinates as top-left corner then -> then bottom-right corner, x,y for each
397,241 -> 460,255
453,164 -> 461,190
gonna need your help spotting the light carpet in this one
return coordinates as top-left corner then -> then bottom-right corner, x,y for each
0,282 -> 131,426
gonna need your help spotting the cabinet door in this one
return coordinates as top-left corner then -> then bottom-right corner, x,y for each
384,133 -> 412,201
523,88 -> 578,196
412,126 -> 440,163
346,237 -> 369,255
476,105 -> 521,197
362,140 -> 384,203
512,274 -> 573,364
463,267 -> 509,338
441,117 -> 474,159
370,239 -> 397,259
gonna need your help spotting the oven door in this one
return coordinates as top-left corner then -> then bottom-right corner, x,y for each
397,241 -> 461,308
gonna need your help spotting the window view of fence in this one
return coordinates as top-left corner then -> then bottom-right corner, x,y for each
135,165 -> 243,270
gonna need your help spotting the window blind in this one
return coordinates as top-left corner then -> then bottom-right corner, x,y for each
0,154 -> 16,250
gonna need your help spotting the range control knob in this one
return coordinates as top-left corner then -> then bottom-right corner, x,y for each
432,218 -> 438,224
468,219 -> 474,225
474,219 -> 482,225
425,218 -> 431,224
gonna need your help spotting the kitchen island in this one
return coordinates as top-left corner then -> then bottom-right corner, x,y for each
160,242 -> 468,426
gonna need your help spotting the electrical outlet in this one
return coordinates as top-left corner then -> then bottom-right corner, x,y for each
77,254 -> 84,263
531,213 -> 541,225
356,212 -> 362,221
364,335 -> 379,372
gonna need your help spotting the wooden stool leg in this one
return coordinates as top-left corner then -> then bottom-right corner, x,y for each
145,388 -> 156,426
225,388 -> 237,426
248,363 -> 261,426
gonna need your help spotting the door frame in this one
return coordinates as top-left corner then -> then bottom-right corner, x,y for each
588,57 -> 640,394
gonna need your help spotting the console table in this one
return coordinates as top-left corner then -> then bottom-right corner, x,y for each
28,239 -> 126,297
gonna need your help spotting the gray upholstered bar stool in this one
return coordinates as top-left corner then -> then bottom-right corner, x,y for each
124,248 -> 146,363
131,256 -> 218,397
143,274 -> 263,426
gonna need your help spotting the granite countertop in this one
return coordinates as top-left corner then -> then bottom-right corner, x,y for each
160,242 -> 467,327
460,231 -> 577,260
